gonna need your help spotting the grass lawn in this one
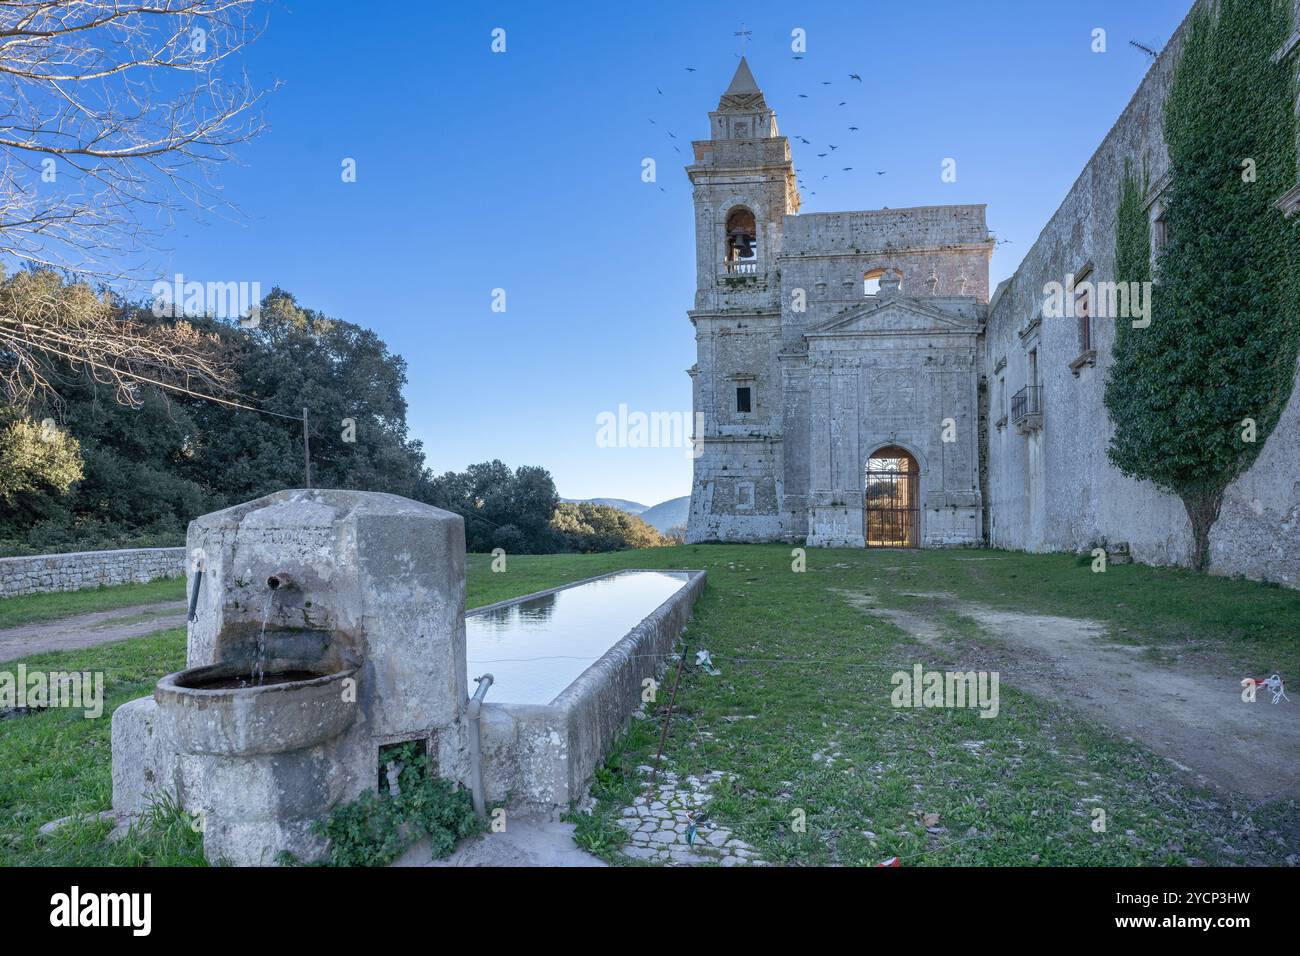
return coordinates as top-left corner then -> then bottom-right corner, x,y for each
0,578 -> 186,630
2,546 -> 1296,866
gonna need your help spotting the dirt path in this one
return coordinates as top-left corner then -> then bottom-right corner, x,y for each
841,590 -> 1300,803
0,601 -> 186,664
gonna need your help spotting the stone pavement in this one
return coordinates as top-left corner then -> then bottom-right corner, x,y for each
616,768 -> 765,866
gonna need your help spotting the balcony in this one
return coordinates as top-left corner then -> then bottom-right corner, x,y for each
1010,385 -> 1043,434
723,259 -> 759,275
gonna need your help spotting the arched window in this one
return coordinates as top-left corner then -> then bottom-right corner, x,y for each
863,269 -> 894,295
725,208 -> 757,263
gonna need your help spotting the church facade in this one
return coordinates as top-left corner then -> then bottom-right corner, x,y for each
685,58 -> 992,549
685,21 -> 1300,589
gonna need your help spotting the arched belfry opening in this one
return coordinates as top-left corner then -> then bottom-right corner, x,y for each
725,207 -> 757,264
865,446 -> 919,548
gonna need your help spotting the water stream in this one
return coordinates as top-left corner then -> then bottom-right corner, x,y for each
251,590 -> 275,685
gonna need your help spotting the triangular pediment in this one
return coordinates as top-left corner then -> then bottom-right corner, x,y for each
805,295 -> 981,337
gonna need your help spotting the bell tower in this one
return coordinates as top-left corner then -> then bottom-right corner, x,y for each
685,59 -> 798,544
687,57 -> 800,312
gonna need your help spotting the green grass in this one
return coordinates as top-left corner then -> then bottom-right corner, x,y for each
2,545 -> 1296,866
0,578 -> 186,630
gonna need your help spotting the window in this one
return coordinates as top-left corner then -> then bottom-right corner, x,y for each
736,386 -> 752,414
864,269 -> 885,296
1073,269 -> 1092,354
1151,201 -> 1167,275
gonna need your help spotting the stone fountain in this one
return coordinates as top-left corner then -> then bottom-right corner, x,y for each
110,489 -> 469,865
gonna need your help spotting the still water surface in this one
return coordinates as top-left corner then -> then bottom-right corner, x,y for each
465,571 -> 691,705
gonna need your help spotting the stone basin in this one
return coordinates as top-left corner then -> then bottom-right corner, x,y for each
155,661 -> 358,756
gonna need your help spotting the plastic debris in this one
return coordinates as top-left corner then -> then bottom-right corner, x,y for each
695,650 -> 721,676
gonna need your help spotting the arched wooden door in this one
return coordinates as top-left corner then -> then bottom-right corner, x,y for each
865,446 -> 919,548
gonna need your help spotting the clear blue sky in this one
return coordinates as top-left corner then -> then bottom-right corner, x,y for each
147,0 -> 1191,506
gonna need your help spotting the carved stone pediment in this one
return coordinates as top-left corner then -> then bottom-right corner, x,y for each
805,296 -> 982,337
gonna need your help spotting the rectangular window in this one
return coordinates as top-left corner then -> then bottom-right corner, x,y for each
736,386 -> 752,414
1074,270 -> 1092,354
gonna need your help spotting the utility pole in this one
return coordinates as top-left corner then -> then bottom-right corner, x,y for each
302,407 -> 311,489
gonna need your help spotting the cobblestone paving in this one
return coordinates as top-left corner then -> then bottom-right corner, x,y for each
616,768 -> 766,866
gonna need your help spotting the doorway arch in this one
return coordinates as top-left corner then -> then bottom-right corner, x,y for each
865,446 -> 919,548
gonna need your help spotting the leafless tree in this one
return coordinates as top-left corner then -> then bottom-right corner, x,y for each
0,0 -> 272,411
0,0 -> 272,273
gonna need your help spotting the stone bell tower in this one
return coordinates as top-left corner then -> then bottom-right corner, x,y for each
685,59 -> 799,542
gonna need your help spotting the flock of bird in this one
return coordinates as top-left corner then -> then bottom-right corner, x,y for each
648,61 -> 887,199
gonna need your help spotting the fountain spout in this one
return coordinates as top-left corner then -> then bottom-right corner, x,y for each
265,572 -> 295,591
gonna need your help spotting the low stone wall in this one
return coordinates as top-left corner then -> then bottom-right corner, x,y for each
0,547 -> 185,599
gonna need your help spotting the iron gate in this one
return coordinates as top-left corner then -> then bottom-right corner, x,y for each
865,446 -> 919,548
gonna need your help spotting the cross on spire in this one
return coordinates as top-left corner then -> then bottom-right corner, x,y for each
734,21 -> 752,56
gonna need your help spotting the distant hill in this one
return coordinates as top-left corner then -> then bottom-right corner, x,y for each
561,497 -> 648,515
559,495 -> 689,533
638,496 -> 690,533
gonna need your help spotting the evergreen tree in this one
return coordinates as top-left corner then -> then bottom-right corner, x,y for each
1104,0 -> 1300,571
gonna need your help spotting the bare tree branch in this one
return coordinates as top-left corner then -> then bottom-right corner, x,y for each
0,0 -> 272,411
0,0 -> 273,277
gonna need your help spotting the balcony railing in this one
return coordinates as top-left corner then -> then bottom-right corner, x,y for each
723,259 -> 758,275
1010,385 -> 1042,429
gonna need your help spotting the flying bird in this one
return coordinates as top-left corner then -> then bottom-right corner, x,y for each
838,101 -> 847,106
798,93 -> 809,98
848,126 -> 859,132
849,73 -> 862,82
1129,39 -> 1159,59
817,152 -> 827,158
828,144 -> 839,150
821,81 -> 832,85
875,171 -> 886,176
686,66 -> 696,72
792,55 -> 804,60
842,166 -> 853,171
656,87 -> 663,95
798,137 -> 811,144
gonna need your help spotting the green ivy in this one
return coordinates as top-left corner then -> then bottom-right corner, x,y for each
311,742 -> 483,867
1103,0 -> 1300,570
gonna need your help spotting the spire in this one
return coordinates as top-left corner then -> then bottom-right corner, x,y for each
718,56 -> 767,111
724,57 -> 760,96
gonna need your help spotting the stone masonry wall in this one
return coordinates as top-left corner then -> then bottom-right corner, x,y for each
985,0 -> 1300,587
0,548 -> 185,598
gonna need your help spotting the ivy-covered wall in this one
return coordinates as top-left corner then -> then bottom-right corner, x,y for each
985,0 -> 1300,586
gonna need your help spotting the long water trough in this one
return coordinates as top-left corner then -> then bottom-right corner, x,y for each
472,570 -> 706,814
